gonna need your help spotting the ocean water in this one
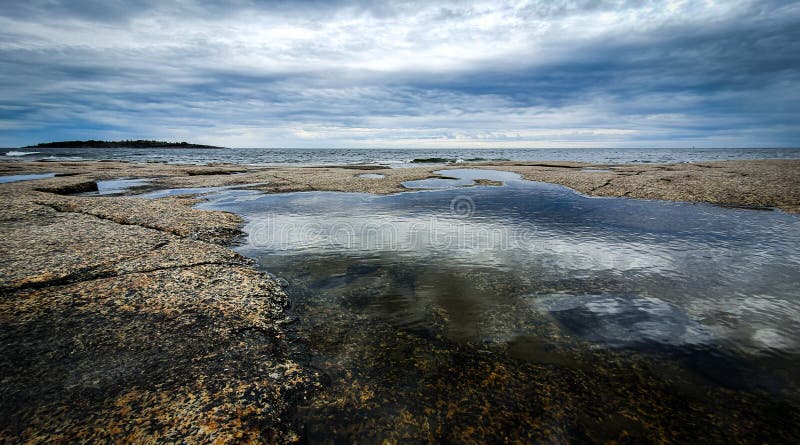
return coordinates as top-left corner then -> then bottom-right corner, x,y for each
182,169 -> 800,441
3,146 -> 800,166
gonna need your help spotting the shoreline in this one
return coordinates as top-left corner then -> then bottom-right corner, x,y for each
2,158 -> 799,211
1,158 -> 799,442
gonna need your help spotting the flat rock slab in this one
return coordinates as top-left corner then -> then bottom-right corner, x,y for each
489,159 -> 800,213
0,169 -> 318,443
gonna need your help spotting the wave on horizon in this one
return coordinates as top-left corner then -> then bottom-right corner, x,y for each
4,151 -> 41,157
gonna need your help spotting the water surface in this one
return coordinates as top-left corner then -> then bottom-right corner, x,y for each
4,146 -> 800,166
0,173 -> 55,184
91,178 -> 152,195
194,170 -> 800,441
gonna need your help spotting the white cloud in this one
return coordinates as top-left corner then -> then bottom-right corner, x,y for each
1,0 -> 798,147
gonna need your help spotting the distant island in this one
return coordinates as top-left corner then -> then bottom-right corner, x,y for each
24,140 -> 225,149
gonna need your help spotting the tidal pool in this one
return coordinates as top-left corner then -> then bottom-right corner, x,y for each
89,178 -> 152,195
75,178 -> 154,196
401,176 -> 474,188
0,172 -> 55,184
196,170 -> 800,442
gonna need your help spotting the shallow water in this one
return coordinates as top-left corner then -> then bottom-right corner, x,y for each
75,178 -> 155,197
137,185 -> 230,199
0,173 -> 55,184
402,169 -> 523,189
194,170 -> 800,441
89,178 -> 152,195
401,176 -> 475,188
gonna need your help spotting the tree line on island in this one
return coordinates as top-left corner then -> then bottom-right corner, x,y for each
24,140 -> 225,149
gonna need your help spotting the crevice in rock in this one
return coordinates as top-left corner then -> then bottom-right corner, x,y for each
3,260 -> 250,294
515,163 -> 585,169
589,169 -> 648,193
589,179 -> 615,193
35,180 -> 99,195
36,200 -> 181,236
35,200 -> 241,244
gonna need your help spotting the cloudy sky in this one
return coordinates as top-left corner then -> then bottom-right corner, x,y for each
1,0 -> 798,148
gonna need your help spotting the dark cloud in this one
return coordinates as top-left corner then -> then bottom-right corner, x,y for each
0,0 -> 161,23
0,0 -> 798,147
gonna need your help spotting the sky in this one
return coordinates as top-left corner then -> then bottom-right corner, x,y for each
1,0 -> 799,148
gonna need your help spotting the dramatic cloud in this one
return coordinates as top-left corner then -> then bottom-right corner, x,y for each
1,0 -> 798,147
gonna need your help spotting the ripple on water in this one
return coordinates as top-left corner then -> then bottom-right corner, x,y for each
178,168 -> 800,440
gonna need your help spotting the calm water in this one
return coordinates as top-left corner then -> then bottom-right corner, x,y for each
4,146 -> 800,166
0,172 -> 55,184
190,170 -> 800,442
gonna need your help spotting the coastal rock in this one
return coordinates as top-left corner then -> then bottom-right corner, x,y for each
0,172 -> 317,443
489,159 -> 800,213
3,158 -> 798,212
2,157 -> 799,442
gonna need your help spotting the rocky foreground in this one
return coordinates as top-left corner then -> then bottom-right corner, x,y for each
0,166 -> 320,443
1,159 -> 799,442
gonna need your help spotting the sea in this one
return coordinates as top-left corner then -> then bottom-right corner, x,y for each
3,146 -> 800,166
